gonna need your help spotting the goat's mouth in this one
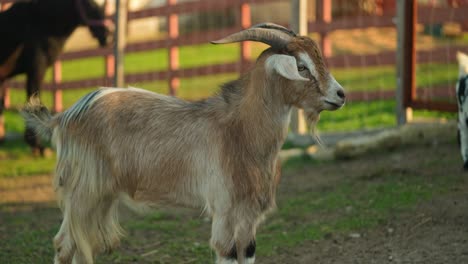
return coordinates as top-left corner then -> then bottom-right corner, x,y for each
324,100 -> 344,110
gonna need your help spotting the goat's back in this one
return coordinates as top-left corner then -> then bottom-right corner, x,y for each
54,88 -> 229,208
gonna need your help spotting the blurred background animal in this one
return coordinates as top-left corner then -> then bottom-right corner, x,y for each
0,0 -> 111,155
456,51 -> 468,169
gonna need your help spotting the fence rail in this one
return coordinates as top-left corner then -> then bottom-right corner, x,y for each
1,0 -> 467,113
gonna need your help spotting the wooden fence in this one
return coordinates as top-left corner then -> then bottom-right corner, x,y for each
399,0 -> 468,113
1,0 -> 468,113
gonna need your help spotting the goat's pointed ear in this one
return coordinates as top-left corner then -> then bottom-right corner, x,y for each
265,54 -> 309,81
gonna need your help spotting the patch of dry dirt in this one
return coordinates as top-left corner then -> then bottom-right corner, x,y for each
262,192 -> 468,264
0,175 -> 54,204
260,141 -> 468,264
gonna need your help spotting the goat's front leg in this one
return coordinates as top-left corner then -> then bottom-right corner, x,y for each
210,213 -> 258,264
234,218 -> 257,264
210,214 -> 236,264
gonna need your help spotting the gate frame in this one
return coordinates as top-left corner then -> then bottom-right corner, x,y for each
396,0 -> 458,125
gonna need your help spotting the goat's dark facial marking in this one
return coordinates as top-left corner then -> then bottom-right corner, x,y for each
286,37 -> 328,88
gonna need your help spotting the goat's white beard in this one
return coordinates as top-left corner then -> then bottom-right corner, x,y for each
305,111 -> 323,146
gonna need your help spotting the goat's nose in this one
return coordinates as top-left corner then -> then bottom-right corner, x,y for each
337,89 -> 346,99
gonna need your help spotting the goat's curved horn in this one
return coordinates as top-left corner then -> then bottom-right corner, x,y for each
251,23 -> 297,37
211,24 -> 294,50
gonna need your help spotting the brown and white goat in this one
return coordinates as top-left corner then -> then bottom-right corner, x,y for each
22,23 -> 345,264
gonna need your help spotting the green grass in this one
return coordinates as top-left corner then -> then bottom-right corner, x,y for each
331,62 -> 458,92
0,138 -> 55,178
255,166 -> 458,257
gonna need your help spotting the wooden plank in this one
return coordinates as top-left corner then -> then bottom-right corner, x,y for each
125,71 -> 169,83
417,84 -> 456,99
347,90 -> 394,101
327,51 -> 395,68
126,27 -> 241,52
9,77 -> 113,91
410,100 -> 457,112
307,6 -> 467,34
8,63 -> 238,90
59,47 -> 113,60
417,45 -> 468,64
127,0 -> 283,20
418,6 -> 468,24
308,14 -> 395,33
123,63 -> 239,83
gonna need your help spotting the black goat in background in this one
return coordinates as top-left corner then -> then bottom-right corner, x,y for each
0,0 -> 111,154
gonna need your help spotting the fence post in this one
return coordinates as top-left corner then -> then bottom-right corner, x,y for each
290,0 -> 308,136
316,0 -> 332,58
104,0 -> 115,85
168,0 -> 179,96
114,0 -> 127,87
396,0 -> 415,125
239,2 -> 251,74
52,61 -> 63,112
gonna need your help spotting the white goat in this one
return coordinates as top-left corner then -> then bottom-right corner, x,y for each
456,51 -> 468,169
22,23 -> 345,264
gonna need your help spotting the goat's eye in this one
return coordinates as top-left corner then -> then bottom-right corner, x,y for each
297,65 -> 307,72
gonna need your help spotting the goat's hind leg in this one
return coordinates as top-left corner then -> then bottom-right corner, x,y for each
53,201 -> 76,264
234,219 -> 257,264
69,194 -> 123,264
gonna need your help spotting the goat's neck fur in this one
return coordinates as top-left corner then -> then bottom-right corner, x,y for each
214,58 -> 291,209
223,67 -> 290,154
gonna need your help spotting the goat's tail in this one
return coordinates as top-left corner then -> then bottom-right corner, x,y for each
21,96 -> 54,141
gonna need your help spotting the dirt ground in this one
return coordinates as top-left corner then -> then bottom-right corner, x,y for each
1,139 -> 468,263
265,140 -> 468,264
266,192 -> 468,264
